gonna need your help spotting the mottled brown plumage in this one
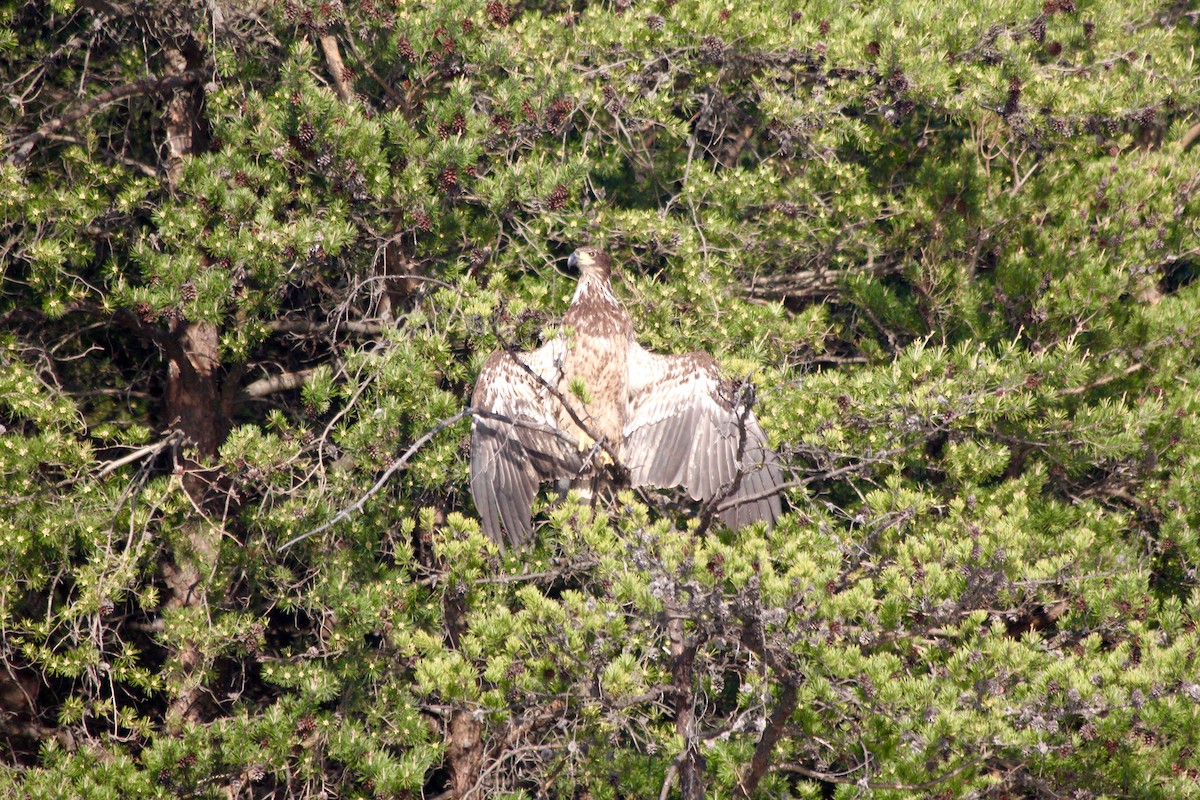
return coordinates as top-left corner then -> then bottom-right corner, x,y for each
470,247 -> 783,549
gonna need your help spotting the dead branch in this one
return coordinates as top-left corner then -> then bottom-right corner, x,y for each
96,431 -> 183,478
318,34 -> 356,104
10,69 -> 208,164
238,368 -> 317,401
278,407 -> 472,550
267,318 -> 387,336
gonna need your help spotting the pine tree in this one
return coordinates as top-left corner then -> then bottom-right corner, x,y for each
1,0 -> 1199,797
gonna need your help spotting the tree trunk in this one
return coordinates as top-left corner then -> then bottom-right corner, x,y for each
669,613 -> 706,800
162,317 -> 224,726
160,44 -> 222,728
443,584 -> 483,798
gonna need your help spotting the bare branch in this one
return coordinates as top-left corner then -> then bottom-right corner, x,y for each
237,368 -> 316,401
10,69 -> 208,164
278,408 -> 472,550
266,318 -> 387,336
96,431 -> 183,478
318,34 -> 356,104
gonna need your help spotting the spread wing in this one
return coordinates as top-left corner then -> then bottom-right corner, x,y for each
623,345 -> 783,530
470,339 -> 583,550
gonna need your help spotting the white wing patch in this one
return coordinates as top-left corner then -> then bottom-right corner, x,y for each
624,344 -> 782,530
469,339 -> 583,549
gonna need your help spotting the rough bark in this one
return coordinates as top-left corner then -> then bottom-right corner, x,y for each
443,586 -> 484,798
162,316 -> 224,726
735,679 -> 798,798
668,612 -> 705,800
160,44 -> 222,728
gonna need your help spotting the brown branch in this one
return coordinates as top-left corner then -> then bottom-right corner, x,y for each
696,381 -> 755,536
318,34 -> 356,104
734,679 -> 799,798
1181,120 -> 1200,151
10,69 -> 207,164
502,348 -> 627,478
667,608 -> 705,800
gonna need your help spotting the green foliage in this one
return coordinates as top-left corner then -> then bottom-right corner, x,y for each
1,0 -> 1199,797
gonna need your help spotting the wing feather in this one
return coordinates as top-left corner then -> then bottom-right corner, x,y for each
470,340 -> 582,548
625,344 -> 784,530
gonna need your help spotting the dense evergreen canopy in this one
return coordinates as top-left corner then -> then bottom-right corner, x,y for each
2,0 -> 1199,797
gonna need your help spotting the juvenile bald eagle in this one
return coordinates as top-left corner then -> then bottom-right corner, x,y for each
470,247 -> 783,549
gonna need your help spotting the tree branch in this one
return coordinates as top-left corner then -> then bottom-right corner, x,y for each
237,368 -> 316,401
278,408 -> 472,550
267,318 -> 386,336
318,34 -> 356,104
734,679 -> 798,798
778,752 -> 987,791
96,431 -> 183,478
10,69 -> 208,164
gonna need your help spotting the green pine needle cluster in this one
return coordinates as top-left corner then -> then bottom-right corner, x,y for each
1,0 -> 1199,797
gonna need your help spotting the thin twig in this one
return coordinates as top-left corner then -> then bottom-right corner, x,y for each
278,408 -> 471,550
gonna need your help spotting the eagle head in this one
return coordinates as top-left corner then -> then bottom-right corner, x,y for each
567,247 -> 612,282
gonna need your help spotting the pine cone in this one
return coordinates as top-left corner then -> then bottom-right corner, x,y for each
1029,16 -> 1046,43
545,183 -> 569,210
700,35 -> 726,62
546,98 -> 573,130
486,1 -> 512,26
